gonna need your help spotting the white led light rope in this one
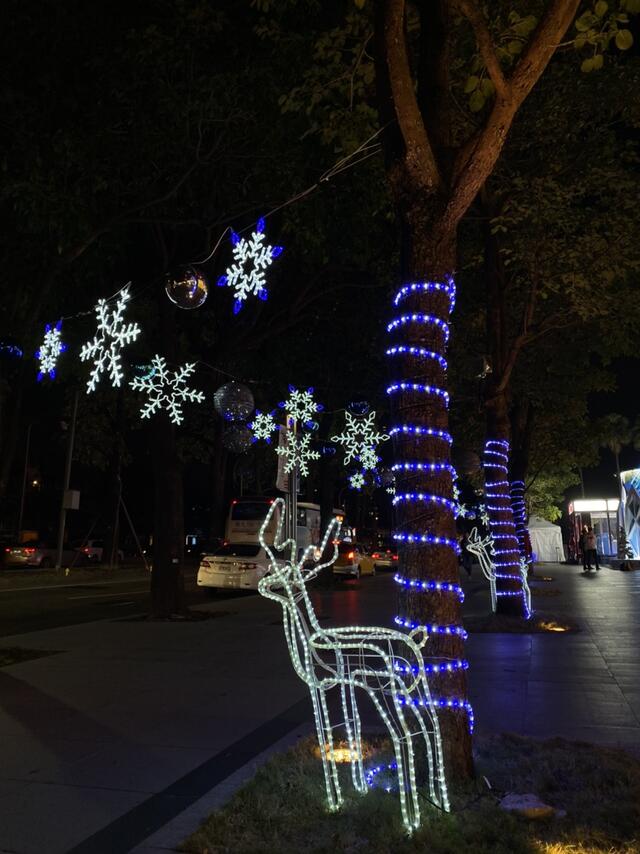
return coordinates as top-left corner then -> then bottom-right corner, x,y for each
257,498 -> 450,832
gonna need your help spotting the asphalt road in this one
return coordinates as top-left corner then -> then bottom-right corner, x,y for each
0,570 -> 249,638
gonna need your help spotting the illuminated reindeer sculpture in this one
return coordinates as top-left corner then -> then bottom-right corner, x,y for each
258,498 -> 449,833
466,526 -> 532,617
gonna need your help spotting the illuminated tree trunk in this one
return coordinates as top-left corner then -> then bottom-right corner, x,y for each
375,0 -> 580,777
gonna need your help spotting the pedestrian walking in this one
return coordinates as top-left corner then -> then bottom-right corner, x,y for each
586,526 -> 600,571
579,524 -> 589,572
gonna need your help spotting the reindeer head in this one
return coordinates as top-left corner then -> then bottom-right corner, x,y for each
257,497 -> 342,599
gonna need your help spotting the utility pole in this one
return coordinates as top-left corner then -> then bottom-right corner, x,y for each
16,423 -> 32,540
55,389 -> 79,569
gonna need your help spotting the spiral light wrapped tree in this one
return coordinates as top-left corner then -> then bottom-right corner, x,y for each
386,277 -> 472,769
483,441 -> 530,618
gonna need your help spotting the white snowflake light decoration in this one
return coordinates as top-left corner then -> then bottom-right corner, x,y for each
332,410 -> 389,489
350,472 -> 366,490
250,411 -> 277,443
280,386 -> 323,424
331,411 -> 389,466
276,432 -> 320,477
129,354 -> 205,425
359,446 -> 379,471
80,285 -> 141,393
217,217 -> 283,314
36,320 -> 66,381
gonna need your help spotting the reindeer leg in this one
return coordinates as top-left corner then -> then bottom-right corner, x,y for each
366,689 -> 420,833
312,685 -> 343,810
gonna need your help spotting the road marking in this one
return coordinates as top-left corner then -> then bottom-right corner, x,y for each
67,590 -> 148,601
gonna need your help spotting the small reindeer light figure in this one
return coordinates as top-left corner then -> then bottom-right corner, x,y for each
258,498 -> 449,833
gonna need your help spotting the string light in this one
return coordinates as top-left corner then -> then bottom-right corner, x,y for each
389,425 -> 453,444
387,276 -> 472,733
385,345 -> 448,371
393,573 -> 464,602
386,314 -> 450,343
392,278 -> 456,312
386,382 -> 449,404
257,498 -> 450,833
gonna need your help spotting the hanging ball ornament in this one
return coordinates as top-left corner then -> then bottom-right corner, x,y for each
222,424 -> 254,454
165,265 -> 208,309
213,381 -> 255,422
347,399 -> 370,417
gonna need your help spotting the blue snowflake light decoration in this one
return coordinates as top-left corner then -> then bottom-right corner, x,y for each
36,320 -> 66,381
217,217 -> 283,314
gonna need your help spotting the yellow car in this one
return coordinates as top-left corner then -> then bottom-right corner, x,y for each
333,542 -> 376,579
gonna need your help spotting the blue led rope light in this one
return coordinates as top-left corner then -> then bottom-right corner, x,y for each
387,382 -> 450,404
393,573 -> 465,602
393,278 -> 456,312
387,277 -> 472,731
482,439 -> 528,618
386,314 -> 450,343
389,425 -> 453,444
391,461 -> 456,476
385,345 -> 448,371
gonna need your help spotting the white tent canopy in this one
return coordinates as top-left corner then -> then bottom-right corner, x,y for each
528,515 -> 564,562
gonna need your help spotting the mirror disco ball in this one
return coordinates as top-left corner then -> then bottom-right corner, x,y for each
213,381 -> 255,422
222,424 -> 253,453
165,265 -> 208,309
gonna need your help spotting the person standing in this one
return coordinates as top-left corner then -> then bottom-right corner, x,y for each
586,525 -> 600,571
579,525 -> 589,572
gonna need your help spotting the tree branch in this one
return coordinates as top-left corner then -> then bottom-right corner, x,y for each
445,0 -> 581,230
375,0 -> 442,191
454,0 -> 508,98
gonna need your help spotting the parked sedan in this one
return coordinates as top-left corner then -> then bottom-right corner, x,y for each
370,541 -> 399,571
333,543 -> 375,579
197,542 -> 272,592
2,542 -> 78,569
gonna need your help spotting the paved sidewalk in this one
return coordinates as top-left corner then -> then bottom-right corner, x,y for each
0,563 -> 637,852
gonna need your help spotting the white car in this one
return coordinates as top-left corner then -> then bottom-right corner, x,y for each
197,542 -> 272,592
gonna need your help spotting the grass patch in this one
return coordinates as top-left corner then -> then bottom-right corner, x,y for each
0,647 -> 59,667
465,613 -> 579,633
182,733 -> 639,854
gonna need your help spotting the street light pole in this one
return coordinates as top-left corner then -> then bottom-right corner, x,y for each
16,423 -> 32,540
55,389 -> 79,569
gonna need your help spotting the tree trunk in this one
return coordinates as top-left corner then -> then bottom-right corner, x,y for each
387,214 -> 473,778
482,199 -> 527,618
151,415 -> 185,616
210,420 -> 228,539
510,400 -> 535,572
150,268 -> 185,617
